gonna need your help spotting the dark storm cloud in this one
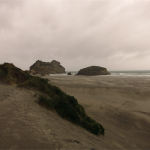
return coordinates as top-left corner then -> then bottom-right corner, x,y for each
0,0 -> 150,70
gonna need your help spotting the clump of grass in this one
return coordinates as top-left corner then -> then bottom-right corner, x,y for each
0,62 -> 105,135
0,66 -> 7,79
38,95 -> 54,109
0,63 -> 31,84
36,92 -> 105,135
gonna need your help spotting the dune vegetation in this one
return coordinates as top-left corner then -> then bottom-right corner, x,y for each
0,63 -> 105,135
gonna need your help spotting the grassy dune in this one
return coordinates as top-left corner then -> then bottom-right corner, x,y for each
0,63 -> 104,135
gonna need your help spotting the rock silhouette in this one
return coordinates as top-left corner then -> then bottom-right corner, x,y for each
77,66 -> 110,76
30,60 -> 65,74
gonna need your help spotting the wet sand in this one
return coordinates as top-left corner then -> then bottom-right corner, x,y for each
0,75 -> 150,149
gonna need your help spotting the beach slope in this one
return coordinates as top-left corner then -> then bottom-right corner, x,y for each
0,75 -> 150,149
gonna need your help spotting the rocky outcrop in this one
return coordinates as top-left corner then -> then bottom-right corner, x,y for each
29,60 -> 65,74
77,66 -> 110,76
67,72 -> 72,75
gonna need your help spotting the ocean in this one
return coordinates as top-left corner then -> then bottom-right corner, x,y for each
50,70 -> 150,77
109,70 -> 150,77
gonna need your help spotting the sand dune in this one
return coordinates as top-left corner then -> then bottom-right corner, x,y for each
0,75 -> 150,149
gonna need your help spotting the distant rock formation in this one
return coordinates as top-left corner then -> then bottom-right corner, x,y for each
29,60 -> 65,74
67,72 -> 72,75
77,66 -> 110,76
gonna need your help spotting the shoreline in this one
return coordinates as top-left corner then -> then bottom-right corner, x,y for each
42,75 -> 150,99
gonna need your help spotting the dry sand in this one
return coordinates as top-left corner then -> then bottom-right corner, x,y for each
0,75 -> 150,149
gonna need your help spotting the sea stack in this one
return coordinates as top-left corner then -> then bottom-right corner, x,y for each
29,60 -> 65,74
77,66 -> 110,76
67,72 -> 72,75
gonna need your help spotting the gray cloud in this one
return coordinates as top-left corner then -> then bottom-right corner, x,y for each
0,0 -> 150,71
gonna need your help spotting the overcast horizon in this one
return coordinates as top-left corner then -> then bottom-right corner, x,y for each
0,0 -> 150,71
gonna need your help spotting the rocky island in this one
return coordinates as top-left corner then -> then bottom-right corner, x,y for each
29,60 -> 65,75
77,66 -> 110,76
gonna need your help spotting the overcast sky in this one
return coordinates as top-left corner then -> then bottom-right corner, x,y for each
0,0 -> 150,71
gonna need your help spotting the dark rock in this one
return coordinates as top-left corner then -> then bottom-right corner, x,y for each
29,60 -> 65,74
67,72 -> 72,75
74,140 -> 80,144
77,66 -> 110,76
66,139 -> 80,144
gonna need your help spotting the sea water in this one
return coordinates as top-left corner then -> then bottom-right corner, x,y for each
109,70 -> 150,77
50,70 -> 150,77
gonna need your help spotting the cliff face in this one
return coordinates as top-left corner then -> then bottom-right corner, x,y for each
29,60 -> 65,74
77,66 -> 110,76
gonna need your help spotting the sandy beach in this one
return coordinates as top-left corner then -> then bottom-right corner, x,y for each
0,75 -> 150,149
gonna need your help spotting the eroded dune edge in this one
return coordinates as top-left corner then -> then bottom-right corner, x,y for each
0,64 -> 150,149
